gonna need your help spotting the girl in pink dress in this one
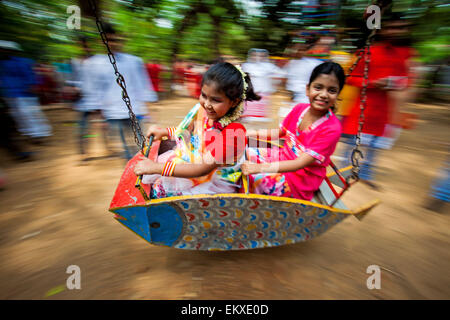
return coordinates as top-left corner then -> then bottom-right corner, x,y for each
242,62 -> 344,200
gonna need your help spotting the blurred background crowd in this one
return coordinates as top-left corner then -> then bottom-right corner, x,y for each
0,0 -> 448,209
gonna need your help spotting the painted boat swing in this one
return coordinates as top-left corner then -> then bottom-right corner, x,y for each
88,0 -> 380,250
109,137 -> 380,251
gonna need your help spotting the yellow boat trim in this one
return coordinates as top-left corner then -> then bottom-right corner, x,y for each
110,192 -> 379,216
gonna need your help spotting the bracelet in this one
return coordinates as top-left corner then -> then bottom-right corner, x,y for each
161,161 -> 176,176
167,127 -> 177,139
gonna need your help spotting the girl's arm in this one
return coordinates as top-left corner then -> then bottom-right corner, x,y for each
146,125 -> 169,140
247,128 -> 285,140
134,157 -> 219,178
242,153 -> 315,175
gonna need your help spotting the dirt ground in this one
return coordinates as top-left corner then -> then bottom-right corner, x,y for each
0,92 -> 449,300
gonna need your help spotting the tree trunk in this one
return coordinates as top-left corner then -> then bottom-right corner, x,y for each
78,0 -> 102,19
212,16 -> 221,60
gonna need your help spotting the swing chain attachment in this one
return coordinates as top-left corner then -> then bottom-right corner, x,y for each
88,0 -> 146,151
346,28 -> 377,184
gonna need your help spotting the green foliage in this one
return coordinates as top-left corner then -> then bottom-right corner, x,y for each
0,0 -> 448,65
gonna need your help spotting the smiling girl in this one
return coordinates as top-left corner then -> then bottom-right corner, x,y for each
242,62 -> 344,200
134,62 -> 260,198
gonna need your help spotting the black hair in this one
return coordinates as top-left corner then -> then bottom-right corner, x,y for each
102,23 -> 116,36
309,61 -> 346,92
202,62 -> 261,103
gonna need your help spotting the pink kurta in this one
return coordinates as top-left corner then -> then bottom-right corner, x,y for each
249,103 -> 342,200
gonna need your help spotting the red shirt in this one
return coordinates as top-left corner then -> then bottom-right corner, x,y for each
342,43 -> 415,136
204,122 -> 247,165
146,63 -> 162,92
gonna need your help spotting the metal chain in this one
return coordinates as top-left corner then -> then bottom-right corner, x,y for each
346,49 -> 365,79
346,29 -> 377,183
88,0 -> 146,151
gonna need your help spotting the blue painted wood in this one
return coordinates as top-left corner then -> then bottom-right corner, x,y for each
147,203 -> 185,247
114,206 -> 152,243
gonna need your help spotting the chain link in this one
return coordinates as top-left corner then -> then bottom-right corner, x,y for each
346,29 -> 377,183
88,0 -> 146,151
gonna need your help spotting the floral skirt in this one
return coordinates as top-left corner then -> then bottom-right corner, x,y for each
149,174 -> 238,199
142,150 -> 239,199
247,146 -> 292,197
249,172 -> 292,197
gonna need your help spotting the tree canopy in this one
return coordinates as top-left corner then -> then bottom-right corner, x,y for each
0,0 -> 448,64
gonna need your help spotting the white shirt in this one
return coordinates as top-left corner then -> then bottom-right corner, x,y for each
73,56 -> 103,112
242,61 -> 286,95
80,53 -> 157,118
284,57 -> 322,103
68,57 -> 83,89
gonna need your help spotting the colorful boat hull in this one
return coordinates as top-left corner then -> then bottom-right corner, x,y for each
109,150 -> 378,250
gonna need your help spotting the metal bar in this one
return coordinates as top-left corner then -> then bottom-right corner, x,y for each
135,135 -> 154,201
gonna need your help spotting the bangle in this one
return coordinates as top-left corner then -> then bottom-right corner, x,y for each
167,127 -> 177,139
161,161 -> 176,176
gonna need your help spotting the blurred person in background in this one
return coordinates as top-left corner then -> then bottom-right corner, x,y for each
330,29 -> 362,122
34,63 -> 60,105
53,60 -> 72,102
242,48 -> 286,122
339,13 -> 418,189
0,96 -> 34,191
308,34 -> 335,61
279,33 -> 321,121
185,61 -> 207,99
0,40 -> 52,143
284,34 -> 322,105
146,59 -> 168,99
171,58 -> 187,95
67,35 -> 92,101
87,24 -> 158,160
0,96 -> 33,161
69,35 -> 108,161
425,156 -> 450,213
